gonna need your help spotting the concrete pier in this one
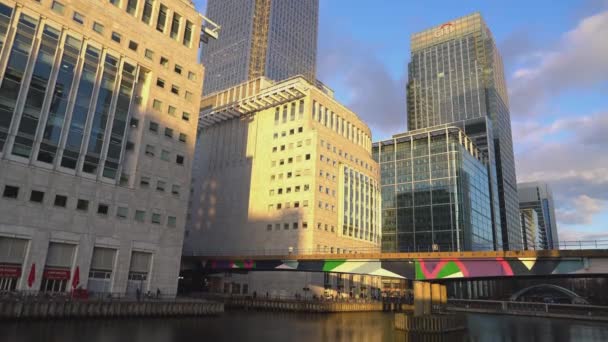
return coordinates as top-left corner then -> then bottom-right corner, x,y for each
224,298 -> 383,313
0,299 -> 223,320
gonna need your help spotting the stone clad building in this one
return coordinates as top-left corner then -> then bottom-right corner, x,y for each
0,0 -> 213,296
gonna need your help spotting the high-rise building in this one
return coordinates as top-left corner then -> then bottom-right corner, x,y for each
406,13 -> 521,250
0,0 -> 214,295
184,76 -> 381,297
201,0 -> 318,94
520,208 -> 539,250
373,126 -> 494,252
518,182 -> 559,249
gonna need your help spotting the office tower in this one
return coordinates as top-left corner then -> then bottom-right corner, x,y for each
202,0 -> 318,94
518,182 -> 559,249
0,0 -> 212,295
373,126 -> 494,252
406,13 -> 521,250
184,76 -> 381,296
520,208 -> 539,250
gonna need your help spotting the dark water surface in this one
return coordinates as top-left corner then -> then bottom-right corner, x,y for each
2,311 -> 608,342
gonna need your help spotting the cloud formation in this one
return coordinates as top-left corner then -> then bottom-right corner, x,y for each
509,10 -> 608,116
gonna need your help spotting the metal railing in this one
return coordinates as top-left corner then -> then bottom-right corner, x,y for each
447,299 -> 608,317
183,240 -> 608,257
0,290 -> 178,302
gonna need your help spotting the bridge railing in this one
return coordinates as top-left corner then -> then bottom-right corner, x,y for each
183,240 -> 608,257
447,299 -> 608,317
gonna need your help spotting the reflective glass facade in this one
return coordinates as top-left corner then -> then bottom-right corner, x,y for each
373,127 -> 493,252
407,13 -> 521,250
202,0 -> 318,94
518,182 -> 559,249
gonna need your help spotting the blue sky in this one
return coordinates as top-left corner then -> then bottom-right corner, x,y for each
194,0 -> 608,243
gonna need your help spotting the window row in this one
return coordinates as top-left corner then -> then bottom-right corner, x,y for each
273,126 -> 305,139
150,100 -> 191,122
318,201 -> 336,212
269,169 -> 310,181
273,100 -> 305,125
312,100 -> 371,150
138,176 -> 181,196
271,153 -> 311,167
1,184 -> 176,227
268,200 -> 309,211
269,184 -> 310,196
144,144 -> 185,165
266,221 -> 308,231
147,119 -> 188,143
320,139 -> 374,172
319,169 -> 337,182
317,222 -> 336,233
318,185 -> 337,197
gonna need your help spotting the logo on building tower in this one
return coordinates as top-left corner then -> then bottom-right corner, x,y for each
434,23 -> 455,37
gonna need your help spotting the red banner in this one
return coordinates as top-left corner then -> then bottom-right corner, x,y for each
0,265 -> 21,278
43,268 -> 70,280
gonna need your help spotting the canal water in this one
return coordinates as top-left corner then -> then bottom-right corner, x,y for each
2,311 -> 608,341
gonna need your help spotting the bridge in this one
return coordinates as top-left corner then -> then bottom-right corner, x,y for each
183,249 -> 608,281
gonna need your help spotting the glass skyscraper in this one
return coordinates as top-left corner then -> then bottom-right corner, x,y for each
406,13 -> 521,250
373,126 -> 494,252
518,182 -> 559,249
201,0 -> 318,94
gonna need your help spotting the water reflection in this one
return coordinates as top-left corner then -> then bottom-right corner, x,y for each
2,311 -> 608,342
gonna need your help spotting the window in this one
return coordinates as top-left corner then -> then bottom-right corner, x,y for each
305,154 -> 311,160
144,145 -> 155,156
144,49 -> 154,60
51,1 -> 64,14
2,186 -> 18,199
303,222 -> 308,229
109,0 -> 120,6
185,91 -> 193,102
142,0 -> 154,24
156,4 -> 167,32
156,78 -> 165,88
97,204 -> 109,215
149,121 -> 159,133
77,199 -> 89,211
294,201 -> 300,208
303,200 -> 309,207
153,99 -> 162,111
92,22 -> 104,34
188,71 -> 196,81
284,223 -> 289,230
72,12 -> 84,24
183,20 -> 193,46
174,64 -> 182,75
179,133 -> 187,143
293,222 -> 299,229
117,207 -> 128,218
135,210 -> 146,222
128,40 -> 138,51
140,176 -> 150,188
111,32 -> 121,43
156,180 -> 165,192
168,106 -> 176,116
54,195 -> 67,207
295,186 -> 300,192
182,112 -> 190,121
266,224 -> 272,231
276,203 -> 282,210
160,150 -> 170,161
298,127 -> 303,133
171,184 -> 180,196
151,213 -> 161,224
167,216 -> 176,227
176,155 -> 184,165
170,13 -> 181,39
160,57 -> 168,67
127,0 -> 138,15
30,190 -> 44,203
164,127 -> 173,138
171,85 -> 179,95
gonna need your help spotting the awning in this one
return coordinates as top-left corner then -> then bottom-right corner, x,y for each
0,265 -> 21,278
43,268 -> 71,280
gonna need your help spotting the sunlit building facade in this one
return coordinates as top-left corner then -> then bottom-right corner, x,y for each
518,182 -> 559,249
407,13 -> 521,250
373,126 -> 493,252
0,0 -> 207,295
201,0 -> 318,94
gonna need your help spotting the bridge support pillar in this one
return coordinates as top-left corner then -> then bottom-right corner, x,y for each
431,283 -> 441,311
413,281 -> 432,316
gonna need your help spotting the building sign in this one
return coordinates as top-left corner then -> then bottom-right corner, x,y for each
0,265 -> 21,278
434,23 -> 455,37
43,268 -> 71,280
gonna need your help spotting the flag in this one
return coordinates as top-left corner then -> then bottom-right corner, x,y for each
72,266 -> 80,289
27,263 -> 35,288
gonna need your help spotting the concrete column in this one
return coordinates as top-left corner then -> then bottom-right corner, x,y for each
440,284 -> 447,305
413,281 -> 424,316
431,283 -> 441,312
422,282 -> 431,315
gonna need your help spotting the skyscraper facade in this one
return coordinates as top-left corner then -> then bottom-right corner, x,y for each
0,0 -> 208,295
201,0 -> 318,94
520,208 -> 539,250
373,126 -> 494,252
518,182 -> 559,249
406,13 -> 521,250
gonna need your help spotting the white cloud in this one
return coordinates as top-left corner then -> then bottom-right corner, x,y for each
508,11 -> 608,116
557,195 -> 605,225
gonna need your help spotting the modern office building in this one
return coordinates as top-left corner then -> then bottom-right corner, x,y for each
373,126 -> 494,252
0,0 -> 215,295
406,13 -> 521,250
518,182 -> 559,249
520,208 -> 539,250
201,0 -> 318,94
185,76 -> 381,297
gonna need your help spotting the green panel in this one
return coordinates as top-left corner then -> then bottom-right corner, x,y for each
436,261 -> 462,278
323,260 -> 346,272
415,261 -> 426,280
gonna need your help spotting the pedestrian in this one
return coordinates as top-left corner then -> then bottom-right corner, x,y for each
136,288 -> 141,302
156,288 -> 161,299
